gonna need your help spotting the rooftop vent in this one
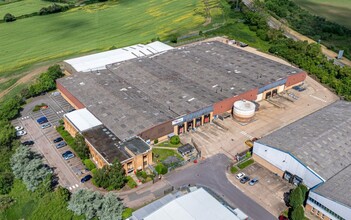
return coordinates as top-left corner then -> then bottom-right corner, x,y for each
188,97 -> 195,102
79,82 -> 85,86
102,128 -> 107,132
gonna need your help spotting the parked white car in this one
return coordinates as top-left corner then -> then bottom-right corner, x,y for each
15,126 -> 24,131
236,172 -> 245,179
16,130 -> 27,137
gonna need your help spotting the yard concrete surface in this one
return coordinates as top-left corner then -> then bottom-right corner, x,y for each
228,163 -> 294,217
180,75 -> 339,159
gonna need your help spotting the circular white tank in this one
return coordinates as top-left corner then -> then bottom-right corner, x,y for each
233,100 -> 255,122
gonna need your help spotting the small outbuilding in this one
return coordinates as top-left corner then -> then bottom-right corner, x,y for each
178,144 -> 195,156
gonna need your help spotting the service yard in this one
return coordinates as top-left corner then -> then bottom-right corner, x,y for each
12,92 -> 90,191
180,75 -> 339,159
228,162 -> 294,216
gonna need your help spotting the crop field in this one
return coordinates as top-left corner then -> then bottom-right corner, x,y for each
292,0 -> 351,28
0,0 -> 65,18
0,0 -> 224,75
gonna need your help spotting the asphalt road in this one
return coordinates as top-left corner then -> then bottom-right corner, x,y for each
165,154 -> 276,220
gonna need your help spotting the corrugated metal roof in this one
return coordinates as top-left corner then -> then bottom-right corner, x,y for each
65,108 -> 102,132
64,42 -> 173,72
144,188 -> 240,220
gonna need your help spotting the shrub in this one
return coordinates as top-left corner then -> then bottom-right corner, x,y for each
230,166 -> 238,174
93,160 -> 126,190
39,4 -> 69,16
155,163 -> 167,175
56,126 -> 89,160
122,207 -> 133,220
290,205 -> 304,220
0,195 -> 15,211
126,176 -> 137,189
83,159 -> 96,171
154,139 -> 159,144
3,13 -> 16,22
238,159 -> 254,169
32,103 -> 48,112
170,135 -> 180,145
91,168 -> 98,176
289,187 -> 303,209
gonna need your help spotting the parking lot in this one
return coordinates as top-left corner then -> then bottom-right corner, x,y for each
180,75 -> 339,159
12,92 -> 91,191
227,163 -> 294,216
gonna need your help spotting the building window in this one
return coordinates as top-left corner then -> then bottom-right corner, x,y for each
311,207 -> 315,213
322,214 -> 325,219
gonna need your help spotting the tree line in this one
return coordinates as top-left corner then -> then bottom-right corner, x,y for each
224,0 -> 351,101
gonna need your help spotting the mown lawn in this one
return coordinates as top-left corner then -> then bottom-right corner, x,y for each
152,148 -> 183,162
0,0 -> 67,18
0,0 -> 225,75
292,0 -> 351,28
0,180 -> 84,220
156,140 -> 182,148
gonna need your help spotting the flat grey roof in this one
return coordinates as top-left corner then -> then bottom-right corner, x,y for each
258,101 -> 351,180
83,125 -> 150,163
313,165 -> 351,208
58,40 -> 300,140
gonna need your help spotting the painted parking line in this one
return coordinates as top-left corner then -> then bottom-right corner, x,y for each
240,131 -> 254,139
309,94 -> 327,103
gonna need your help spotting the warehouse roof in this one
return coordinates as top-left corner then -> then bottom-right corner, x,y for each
64,41 -> 173,72
313,165 -> 351,208
58,40 -> 301,140
258,101 -> 351,180
64,108 -> 102,132
142,188 -> 240,220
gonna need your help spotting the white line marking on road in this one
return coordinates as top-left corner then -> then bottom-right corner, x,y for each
69,187 -> 72,190
75,184 -> 78,187
240,131 -> 254,139
309,94 -> 327,103
72,185 -> 76,189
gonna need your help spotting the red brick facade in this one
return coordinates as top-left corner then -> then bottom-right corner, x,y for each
213,88 -> 258,115
57,81 -> 85,109
285,72 -> 307,88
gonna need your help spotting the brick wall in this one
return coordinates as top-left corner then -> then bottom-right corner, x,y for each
285,72 -> 307,88
253,154 -> 284,177
213,88 -> 258,115
57,81 -> 85,109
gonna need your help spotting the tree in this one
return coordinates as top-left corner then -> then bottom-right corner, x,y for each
170,135 -> 180,145
11,146 -> 52,191
0,172 -> 14,194
0,120 -> 16,147
97,193 -> 124,220
289,187 -> 303,209
0,195 -> 15,212
290,205 -> 304,220
3,13 -> 16,22
68,189 -> 124,220
93,160 -> 126,190
155,163 -> 167,175
298,184 -> 308,203
75,133 -> 90,159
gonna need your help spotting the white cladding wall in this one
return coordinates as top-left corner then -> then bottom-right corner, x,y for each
253,142 -> 323,188
256,93 -> 263,102
277,84 -> 285,93
308,191 -> 351,220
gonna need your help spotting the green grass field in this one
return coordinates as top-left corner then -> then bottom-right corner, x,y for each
0,0 -> 66,18
292,0 -> 351,28
0,0 -> 224,75
0,180 -> 84,220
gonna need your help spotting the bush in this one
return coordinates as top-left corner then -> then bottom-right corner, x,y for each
56,126 -> 89,160
155,163 -> 167,175
122,207 -> 133,220
93,160 -> 126,190
126,176 -> 137,189
3,13 -> 16,22
39,4 -> 70,15
91,168 -> 98,176
230,166 -> 239,174
154,139 -> 159,144
238,159 -> 254,169
289,187 -> 303,209
170,135 -> 180,145
32,103 -> 48,112
83,159 -> 96,171
0,195 -> 15,211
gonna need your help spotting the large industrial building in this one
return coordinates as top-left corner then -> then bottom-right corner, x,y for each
58,39 -> 305,144
253,101 -> 351,220
63,108 -> 152,171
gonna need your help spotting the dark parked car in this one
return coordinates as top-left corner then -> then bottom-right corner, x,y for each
62,151 -> 74,160
36,116 -> 48,124
56,141 -> 67,149
53,137 -> 63,143
81,174 -> 92,183
240,176 -> 250,184
22,140 -> 34,146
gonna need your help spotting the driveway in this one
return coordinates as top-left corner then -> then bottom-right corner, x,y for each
229,163 -> 294,216
165,154 -> 276,220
